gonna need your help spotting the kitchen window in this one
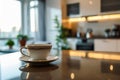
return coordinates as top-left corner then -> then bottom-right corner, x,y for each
30,1 -> 39,40
21,0 -> 46,42
0,0 -> 46,48
0,0 -> 21,47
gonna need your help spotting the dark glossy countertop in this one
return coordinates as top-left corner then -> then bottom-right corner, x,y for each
0,50 -> 120,80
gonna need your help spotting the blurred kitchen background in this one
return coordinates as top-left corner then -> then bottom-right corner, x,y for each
0,0 -> 120,54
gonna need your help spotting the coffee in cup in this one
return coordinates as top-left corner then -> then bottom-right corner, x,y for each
20,44 -> 52,60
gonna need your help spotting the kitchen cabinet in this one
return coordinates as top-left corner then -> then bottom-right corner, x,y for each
101,0 -> 120,14
80,0 -> 100,16
66,0 -> 100,17
66,0 -> 81,17
94,39 -> 117,52
65,0 -> 120,17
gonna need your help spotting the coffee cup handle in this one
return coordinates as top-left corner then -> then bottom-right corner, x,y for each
20,47 -> 29,57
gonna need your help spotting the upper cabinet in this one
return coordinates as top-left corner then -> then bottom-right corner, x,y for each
101,0 -> 120,14
66,0 -> 100,17
80,0 -> 100,16
66,0 -> 81,17
65,0 -> 120,17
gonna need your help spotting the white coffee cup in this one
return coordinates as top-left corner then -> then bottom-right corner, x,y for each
20,44 -> 52,60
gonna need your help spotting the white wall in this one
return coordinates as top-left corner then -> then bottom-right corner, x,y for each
45,0 -> 61,46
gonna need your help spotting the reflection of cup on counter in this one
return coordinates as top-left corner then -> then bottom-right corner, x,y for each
20,64 -> 58,80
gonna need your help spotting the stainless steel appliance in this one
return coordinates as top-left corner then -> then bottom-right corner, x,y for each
76,38 -> 94,50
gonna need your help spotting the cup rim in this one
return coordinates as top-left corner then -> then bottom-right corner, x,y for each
27,44 -> 52,49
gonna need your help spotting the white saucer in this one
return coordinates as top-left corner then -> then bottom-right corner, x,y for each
19,56 -> 59,64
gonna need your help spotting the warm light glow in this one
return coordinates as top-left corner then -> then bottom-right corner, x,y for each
87,16 -> 102,21
110,65 -> 113,71
62,17 -> 86,23
69,17 -> 86,22
67,50 -> 120,61
69,50 -> 86,57
66,14 -> 120,22
70,73 -> 75,79
62,19 -> 69,23
88,52 -> 104,59
68,21 -> 72,29
88,52 -> 120,60
89,0 -> 93,5
87,14 -> 120,21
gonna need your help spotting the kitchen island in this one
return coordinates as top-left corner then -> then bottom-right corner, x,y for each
0,50 -> 120,80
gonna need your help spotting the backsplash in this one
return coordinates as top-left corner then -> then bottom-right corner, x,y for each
76,19 -> 120,37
